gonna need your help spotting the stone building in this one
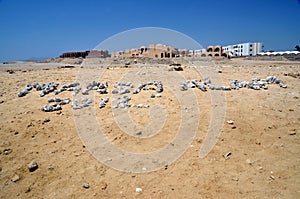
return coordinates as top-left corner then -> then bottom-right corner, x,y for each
87,50 -> 109,58
111,44 -> 179,59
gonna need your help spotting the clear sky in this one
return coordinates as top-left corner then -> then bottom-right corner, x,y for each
0,0 -> 299,61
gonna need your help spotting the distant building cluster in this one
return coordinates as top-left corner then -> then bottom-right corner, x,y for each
111,44 -> 178,59
59,42 -> 264,59
179,46 -> 228,58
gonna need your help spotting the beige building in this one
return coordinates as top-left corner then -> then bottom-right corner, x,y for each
111,44 -> 179,59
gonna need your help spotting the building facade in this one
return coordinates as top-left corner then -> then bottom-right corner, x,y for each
222,42 -> 263,57
111,44 -> 179,59
87,50 -> 109,58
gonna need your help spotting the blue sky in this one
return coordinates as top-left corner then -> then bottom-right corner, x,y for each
0,0 -> 299,61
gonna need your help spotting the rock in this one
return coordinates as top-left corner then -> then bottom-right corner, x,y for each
3,148 -> 12,155
43,118 -> 50,123
18,88 -> 29,97
150,94 -> 155,98
100,182 -> 107,190
227,120 -> 234,125
135,187 -> 142,193
231,177 -> 239,181
136,131 -> 142,136
156,93 -> 162,98
223,152 -> 231,160
41,104 -> 62,112
289,132 -> 296,135
25,187 -> 31,193
246,159 -> 253,165
83,183 -> 90,189
11,174 -> 20,182
27,160 -> 38,172
99,98 -> 109,109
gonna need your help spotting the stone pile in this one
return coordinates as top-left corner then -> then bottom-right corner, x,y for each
181,76 -> 287,92
39,82 -> 60,97
82,81 -> 108,95
71,98 -> 93,109
133,80 -> 163,94
112,96 -> 131,109
180,80 -> 207,91
99,98 -> 109,109
230,76 -> 287,90
18,83 -> 33,97
40,104 -> 62,112
54,82 -> 80,96
40,97 -> 71,112
112,82 -> 132,95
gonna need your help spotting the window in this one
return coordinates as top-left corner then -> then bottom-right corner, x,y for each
250,49 -> 252,52
250,44 -> 252,47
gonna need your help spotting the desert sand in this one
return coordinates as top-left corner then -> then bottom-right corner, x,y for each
0,58 -> 299,198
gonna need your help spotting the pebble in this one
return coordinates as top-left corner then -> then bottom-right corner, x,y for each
246,159 -> 253,165
227,120 -> 234,125
223,152 -> 232,160
231,177 -> 239,181
83,183 -> 90,189
27,160 -> 38,172
100,182 -> 107,190
11,174 -> 20,182
135,187 -> 142,193
3,148 -> 12,155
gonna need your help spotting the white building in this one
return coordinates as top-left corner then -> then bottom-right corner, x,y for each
194,49 -> 206,56
223,42 -> 263,57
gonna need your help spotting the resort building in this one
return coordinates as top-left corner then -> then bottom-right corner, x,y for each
111,44 -> 179,59
222,42 -> 263,57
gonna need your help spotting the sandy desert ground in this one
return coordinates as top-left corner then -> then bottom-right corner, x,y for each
0,58 -> 299,198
